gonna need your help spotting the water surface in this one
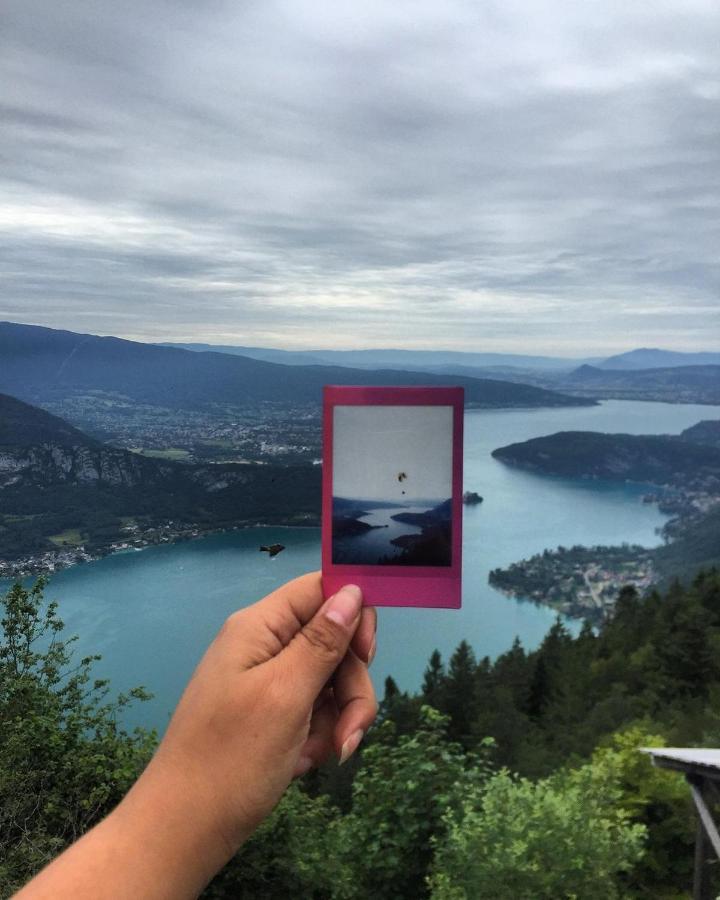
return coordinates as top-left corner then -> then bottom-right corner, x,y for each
4,399 -> 718,731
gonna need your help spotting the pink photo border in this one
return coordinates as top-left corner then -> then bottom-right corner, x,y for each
321,385 -> 464,608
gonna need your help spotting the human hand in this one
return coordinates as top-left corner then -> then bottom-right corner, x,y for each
16,572 -> 377,900
119,572 -> 377,886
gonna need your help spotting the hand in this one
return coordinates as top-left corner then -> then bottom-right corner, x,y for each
147,571 -> 377,845
16,572 -> 378,900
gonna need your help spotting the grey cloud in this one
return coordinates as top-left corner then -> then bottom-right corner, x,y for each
0,0 -> 718,351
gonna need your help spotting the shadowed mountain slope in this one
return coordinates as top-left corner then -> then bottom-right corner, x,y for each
0,322 -> 593,410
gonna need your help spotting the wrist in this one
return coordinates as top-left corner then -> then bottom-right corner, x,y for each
110,752 -> 239,897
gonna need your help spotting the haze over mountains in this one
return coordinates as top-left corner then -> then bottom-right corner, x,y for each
0,322 -> 593,411
166,342 -> 720,372
161,338 -> 720,404
597,348 -> 720,370
559,364 -> 720,404
163,343 -> 603,371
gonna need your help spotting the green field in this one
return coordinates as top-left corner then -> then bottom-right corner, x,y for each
131,447 -> 192,461
48,529 -> 85,547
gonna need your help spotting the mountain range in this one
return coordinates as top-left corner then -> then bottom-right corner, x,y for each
0,322 -> 593,411
597,348 -> 720,369
165,342 -> 720,372
160,337 -> 720,404
162,343 -> 601,370
556,364 -> 720,404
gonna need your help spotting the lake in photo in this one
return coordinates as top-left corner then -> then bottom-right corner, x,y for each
332,498 -> 452,566
3,399 -> 718,732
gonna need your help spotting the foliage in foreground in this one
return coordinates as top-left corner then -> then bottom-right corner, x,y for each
0,578 -> 155,895
208,711 -> 650,900
3,575 -> 717,898
429,764 -> 645,900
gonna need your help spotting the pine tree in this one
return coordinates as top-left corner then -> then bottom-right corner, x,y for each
383,676 -> 399,701
527,656 -> 550,720
444,640 -> 477,746
421,649 -> 445,708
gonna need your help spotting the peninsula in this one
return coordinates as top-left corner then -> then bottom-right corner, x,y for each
490,423 -> 720,620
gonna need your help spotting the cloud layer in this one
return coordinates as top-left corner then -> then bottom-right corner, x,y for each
1,0 -> 718,352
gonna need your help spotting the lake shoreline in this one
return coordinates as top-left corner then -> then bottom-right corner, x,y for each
0,518 -> 320,581
4,399 -> 702,732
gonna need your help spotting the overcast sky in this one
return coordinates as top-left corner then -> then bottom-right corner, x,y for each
1,0 -> 718,354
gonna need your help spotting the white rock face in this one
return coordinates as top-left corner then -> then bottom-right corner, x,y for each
1,443 -> 148,488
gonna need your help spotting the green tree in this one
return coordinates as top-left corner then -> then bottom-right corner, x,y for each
0,579 -> 155,895
204,785 -> 338,899
444,641 -> 477,746
429,758 -> 646,899
328,707 -> 492,900
422,649 -> 446,708
590,727 -> 694,896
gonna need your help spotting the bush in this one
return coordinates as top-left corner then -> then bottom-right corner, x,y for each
429,758 -> 646,899
0,578 -> 155,895
327,707 -> 493,900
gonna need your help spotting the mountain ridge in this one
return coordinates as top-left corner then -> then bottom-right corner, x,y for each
597,348 -> 720,369
559,363 -> 720,404
0,321 -> 595,411
491,429 -> 720,483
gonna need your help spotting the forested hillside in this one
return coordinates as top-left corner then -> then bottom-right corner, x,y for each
0,393 -> 320,566
491,429 -> 720,482
3,572 -> 719,898
492,426 -> 720,593
681,419 -> 720,448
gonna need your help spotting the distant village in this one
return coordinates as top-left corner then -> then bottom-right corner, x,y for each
0,520 -> 208,579
490,547 -> 656,624
489,477 -> 720,623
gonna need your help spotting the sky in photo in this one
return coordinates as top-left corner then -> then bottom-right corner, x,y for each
1,0 -> 718,353
333,405 -> 453,501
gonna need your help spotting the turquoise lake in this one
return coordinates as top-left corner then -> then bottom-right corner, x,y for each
5,399 -> 719,732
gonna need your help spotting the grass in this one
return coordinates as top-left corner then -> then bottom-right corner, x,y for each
131,447 -> 192,461
48,529 -> 85,547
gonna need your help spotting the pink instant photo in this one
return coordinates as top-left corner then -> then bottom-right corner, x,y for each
322,385 -> 464,608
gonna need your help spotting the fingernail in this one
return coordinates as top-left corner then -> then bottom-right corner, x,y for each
294,755 -> 314,778
368,637 -> 377,666
325,584 -> 363,627
339,729 -> 364,765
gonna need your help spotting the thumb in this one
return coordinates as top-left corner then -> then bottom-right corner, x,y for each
276,584 -> 363,704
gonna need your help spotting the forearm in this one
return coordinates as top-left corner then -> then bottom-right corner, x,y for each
14,757 -> 236,900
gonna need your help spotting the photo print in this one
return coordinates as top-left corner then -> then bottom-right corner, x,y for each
322,386 -> 463,609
